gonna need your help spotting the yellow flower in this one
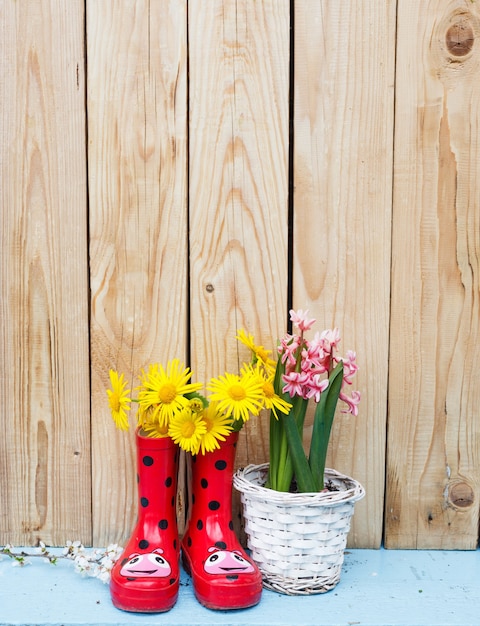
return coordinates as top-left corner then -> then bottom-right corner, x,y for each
168,408 -> 207,454
141,420 -> 170,438
260,371 -> 292,419
207,369 -> 264,424
188,397 -> 205,413
198,402 -> 233,454
236,328 -> 276,373
106,370 -> 131,431
137,359 -> 203,427
136,403 -> 152,430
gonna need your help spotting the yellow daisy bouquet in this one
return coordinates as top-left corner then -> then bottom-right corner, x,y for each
106,337 -> 292,455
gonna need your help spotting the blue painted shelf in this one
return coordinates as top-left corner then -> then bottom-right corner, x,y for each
1,548 -> 479,626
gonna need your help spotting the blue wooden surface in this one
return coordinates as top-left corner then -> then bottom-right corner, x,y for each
0,548 -> 479,626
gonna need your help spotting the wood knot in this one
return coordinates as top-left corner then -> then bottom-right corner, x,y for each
446,17 -> 475,57
447,482 -> 474,508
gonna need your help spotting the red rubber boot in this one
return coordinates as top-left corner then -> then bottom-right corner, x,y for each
110,431 -> 180,612
181,432 -> 262,610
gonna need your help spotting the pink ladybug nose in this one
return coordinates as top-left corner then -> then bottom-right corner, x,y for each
203,550 -> 255,575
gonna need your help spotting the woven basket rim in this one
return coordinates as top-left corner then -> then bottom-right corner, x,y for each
233,462 -> 365,506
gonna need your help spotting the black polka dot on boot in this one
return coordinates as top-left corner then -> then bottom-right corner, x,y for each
142,456 -> 154,466
158,519 -> 168,530
138,539 -> 149,550
140,497 -> 149,507
208,500 -> 220,511
215,460 -> 227,470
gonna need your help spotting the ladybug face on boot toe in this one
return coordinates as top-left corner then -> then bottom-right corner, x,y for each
203,548 -> 256,575
120,548 -> 172,578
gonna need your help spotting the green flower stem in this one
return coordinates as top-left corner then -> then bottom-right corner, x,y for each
293,393 -> 308,436
265,411 -> 282,489
309,360 -> 344,489
274,393 -> 309,491
280,411 -> 318,493
231,418 -> 244,433
266,357 -> 287,490
267,357 -> 310,491
274,420 -> 292,492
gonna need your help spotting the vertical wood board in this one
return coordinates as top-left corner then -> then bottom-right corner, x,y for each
386,0 -> 480,549
0,1 -> 90,545
293,0 -> 396,548
188,0 -> 290,470
87,0 -> 188,546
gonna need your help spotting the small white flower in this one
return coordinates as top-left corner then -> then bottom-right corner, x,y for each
2,540 -> 124,585
105,543 -> 122,558
97,568 -> 111,584
64,540 -> 85,558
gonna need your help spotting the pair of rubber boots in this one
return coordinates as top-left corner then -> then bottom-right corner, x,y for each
110,430 -> 262,612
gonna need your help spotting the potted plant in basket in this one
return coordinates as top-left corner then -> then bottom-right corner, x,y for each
233,309 -> 365,595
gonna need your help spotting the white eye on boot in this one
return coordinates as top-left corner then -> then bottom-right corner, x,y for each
205,551 -> 227,566
147,552 -> 170,570
232,553 -> 249,565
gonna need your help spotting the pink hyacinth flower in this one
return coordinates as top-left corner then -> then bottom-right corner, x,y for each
304,374 -> 329,403
342,350 -> 358,385
339,389 -> 361,416
320,328 -> 341,352
289,309 -> 316,333
301,343 -> 328,374
279,334 -> 301,367
282,371 -> 309,399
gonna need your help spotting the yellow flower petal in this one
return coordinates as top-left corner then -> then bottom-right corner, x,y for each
137,359 -> 203,427
198,402 -> 233,454
106,370 -> 131,431
207,370 -> 264,424
168,408 -> 207,454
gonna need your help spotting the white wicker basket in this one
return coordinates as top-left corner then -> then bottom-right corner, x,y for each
233,463 -> 365,595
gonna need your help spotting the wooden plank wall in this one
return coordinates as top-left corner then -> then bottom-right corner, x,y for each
293,1 -> 395,548
1,0 -> 479,551
87,0 -> 188,547
386,0 -> 480,549
0,0 -> 91,546
188,0 -> 289,469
